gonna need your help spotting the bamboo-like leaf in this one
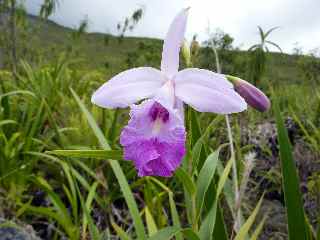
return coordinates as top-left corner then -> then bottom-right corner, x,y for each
175,168 -> 196,196
248,44 -> 260,51
169,193 -> 183,240
199,159 -> 233,240
47,149 -> 123,160
188,108 -> 202,148
264,26 -> 279,39
145,206 -> 158,237
275,100 -> 308,240
196,149 -> 220,217
70,88 -> 147,240
191,115 -> 224,172
257,26 -> 265,42
265,40 -> 283,52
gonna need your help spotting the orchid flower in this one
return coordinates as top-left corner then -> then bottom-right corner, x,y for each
91,8 -> 247,177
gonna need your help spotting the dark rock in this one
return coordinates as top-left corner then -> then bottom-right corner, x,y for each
0,219 -> 41,240
242,118 -> 320,239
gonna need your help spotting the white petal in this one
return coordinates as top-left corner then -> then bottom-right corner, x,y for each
153,80 -> 175,109
160,8 -> 189,78
91,67 -> 166,108
174,68 -> 247,114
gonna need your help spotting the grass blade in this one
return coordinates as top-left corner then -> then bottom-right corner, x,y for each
145,206 -> 158,237
148,226 -> 180,240
275,100 -> 308,240
250,216 -> 266,240
70,88 -> 147,240
47,149 -> 123,160
111,222 -> 132,240
234,194 -> 264,240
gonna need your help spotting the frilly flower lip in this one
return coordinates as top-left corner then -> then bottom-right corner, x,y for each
229,76 -> 271,112
120,100 -> 186,177
91,8 -> 247,177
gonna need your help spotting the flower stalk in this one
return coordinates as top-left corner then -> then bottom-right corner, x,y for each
210,42 -> 242,232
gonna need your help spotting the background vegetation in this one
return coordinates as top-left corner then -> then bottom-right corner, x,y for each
0,2 -> 320,240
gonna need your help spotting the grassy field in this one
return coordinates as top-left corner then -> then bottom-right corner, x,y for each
0,13 -> 319,240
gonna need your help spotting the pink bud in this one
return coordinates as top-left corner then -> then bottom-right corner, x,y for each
228,76 -> 271,112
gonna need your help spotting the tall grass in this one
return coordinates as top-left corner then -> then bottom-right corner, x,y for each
0,38 -> 319,239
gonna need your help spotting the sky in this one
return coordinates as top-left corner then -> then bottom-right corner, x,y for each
26,0 -> 320,54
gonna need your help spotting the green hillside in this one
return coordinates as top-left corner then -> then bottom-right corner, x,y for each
25,14 -> 304,86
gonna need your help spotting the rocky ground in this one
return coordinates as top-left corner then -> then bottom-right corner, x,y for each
0,218 -> 40,240
243,118 -> 320,239
1,118 -> 318,239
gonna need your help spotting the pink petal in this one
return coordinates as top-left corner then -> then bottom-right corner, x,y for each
174,68 -> 247,114
91,67 -> 166,108
160,8 -> 189,78
120,100 -> 186,177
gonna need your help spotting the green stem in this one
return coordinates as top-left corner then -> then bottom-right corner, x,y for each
211,42 -> 242,231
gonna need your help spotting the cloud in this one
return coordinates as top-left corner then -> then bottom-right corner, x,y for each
26,0 -> 319,53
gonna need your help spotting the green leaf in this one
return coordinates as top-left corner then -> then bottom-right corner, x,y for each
76,182 -> 100,240
182,229 -> 200,240
264,26 -> 280,39
188,108 -> 202,148
34,176 -> 72,223
70,88 -> 147,240
47,149 -> 123,160
257,26 -> 265,42
196,149 -> 220,218
169,193 -> 183,240
0,90 -> 36,98
82,182 -> 99,238
148,227 -> 180,240
191,138 -> 204,173
24,205 -> 76,237
175,168 -> 196,196
145,206 -> 158,237
234,194 -> 264,240
199,158 -> 232,240
0,120 -> 17,127
191,115 -> 224,172
275,100 -> 308,240
250,216 -> 266,240
265,40 -> 282,52
216,159 -> 233,197
213,205 -> 229,240
111,222 -> 132,240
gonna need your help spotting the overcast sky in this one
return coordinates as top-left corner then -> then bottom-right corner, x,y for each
26,0 -> 320,54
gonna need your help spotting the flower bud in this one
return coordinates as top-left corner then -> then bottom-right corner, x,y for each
227,76 -> 271,112
182,40 -> 192,67
191,38 -> 200,58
